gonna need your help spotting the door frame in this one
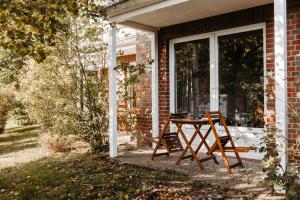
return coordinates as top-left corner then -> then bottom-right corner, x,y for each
169,23 -> 267,159
169,33 -> 215,114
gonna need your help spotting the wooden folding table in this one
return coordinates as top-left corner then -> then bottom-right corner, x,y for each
170,118 -> 220,170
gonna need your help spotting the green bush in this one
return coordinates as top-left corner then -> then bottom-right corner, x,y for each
0,88 -> 14,134
12,100 -> 34,126
18,16 -> 109,152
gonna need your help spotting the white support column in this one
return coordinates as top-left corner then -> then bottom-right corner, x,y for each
151,31 -> 159,147
210,35 -> 218,111
274,0 -> 288,171
108,23 -> 118,158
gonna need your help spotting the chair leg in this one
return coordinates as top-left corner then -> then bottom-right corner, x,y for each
205,111 -> 233,173
151,143 -> 160,160
219,111 -> 244,168
211,154 -> 219,164
151,113 -> 172,160
220,151 -> 232,173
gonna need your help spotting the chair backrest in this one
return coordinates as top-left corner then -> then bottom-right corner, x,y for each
170,112 -> 188,119
205,111 -> 221,119
205,111 -> 228,137
159,113 -> 187,137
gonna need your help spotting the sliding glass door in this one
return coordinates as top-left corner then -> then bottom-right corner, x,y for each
175,38 -> 210,116
170,24 -> 265,159
218,29 -> 264,128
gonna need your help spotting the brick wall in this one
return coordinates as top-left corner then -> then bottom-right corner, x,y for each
158,4 -> 275,130
135,31 -> 152,146
287,0 -> 300,162
159,0 -> 300,161
106,3 -> 300,156
157,0 -> 300,160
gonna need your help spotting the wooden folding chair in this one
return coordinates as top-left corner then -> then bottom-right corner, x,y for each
151,113 -> 187,160
205,111 -> 254,173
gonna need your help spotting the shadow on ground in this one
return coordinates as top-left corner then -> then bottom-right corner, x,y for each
0,125 -> 40,156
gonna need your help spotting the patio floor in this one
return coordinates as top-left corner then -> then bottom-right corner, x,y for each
117,149 -> 284,199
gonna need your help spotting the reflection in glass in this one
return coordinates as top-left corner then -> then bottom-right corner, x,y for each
175,39 -> 210,116
218,29 -> 264,128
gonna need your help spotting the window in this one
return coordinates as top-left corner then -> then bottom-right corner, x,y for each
218,29 -> 264,128
172,26 -> 265,128
175,39 -> 210,116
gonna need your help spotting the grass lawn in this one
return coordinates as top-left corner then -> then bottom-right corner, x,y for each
0,125 -> 249,200
0,153 -> 194,200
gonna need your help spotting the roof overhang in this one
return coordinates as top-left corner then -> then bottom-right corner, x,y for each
106,0 -> 273,31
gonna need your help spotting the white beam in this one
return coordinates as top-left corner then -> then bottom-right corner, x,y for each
151,31 -> 159,148
274,0 -> 288,171
119,21 -> 160,33
109,0 -> 189,23
108,23 -> 118,158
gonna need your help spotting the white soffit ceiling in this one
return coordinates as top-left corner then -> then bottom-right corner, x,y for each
127,0 -> 273,28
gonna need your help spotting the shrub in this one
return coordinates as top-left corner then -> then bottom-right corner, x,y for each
38,133 -> 73,153
19,16 -> 109,152
12,100 -> 34,126
0,88 -> 14,134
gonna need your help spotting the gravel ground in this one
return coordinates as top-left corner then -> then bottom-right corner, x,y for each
117,149 -> 285,199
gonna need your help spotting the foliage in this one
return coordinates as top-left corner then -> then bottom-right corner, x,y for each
0,48 -> 27,88
0,48 -> 34,126
259,79 -> 300,198
0,88 -> 15,134
284,164 -> 300,199
18,15 -> 109,152
0,0 -> 106,63
260,124 -> 285,192
261,128 -> 300,199
38,133 -> 73,153
11,99 -> 34,126
0,1 -> 108,126
114,59 -> 153,139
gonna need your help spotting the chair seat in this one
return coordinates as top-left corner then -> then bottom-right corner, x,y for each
213,147 -> 251,153
214,136 -> 229,150
151,113 -> 187,160
163,132 -> 183,152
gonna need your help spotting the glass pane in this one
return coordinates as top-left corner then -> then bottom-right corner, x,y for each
175,39 -> 210,116
218,29 -> 264,128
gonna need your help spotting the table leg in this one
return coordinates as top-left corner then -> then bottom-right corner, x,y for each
175,123 -> 204,170
193,125 -> 219,164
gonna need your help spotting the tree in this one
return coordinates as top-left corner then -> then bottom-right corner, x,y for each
0,88 -> 14,134
0,0 -> 106,62
0,1 -> 108,127
19,15 -> 109,152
